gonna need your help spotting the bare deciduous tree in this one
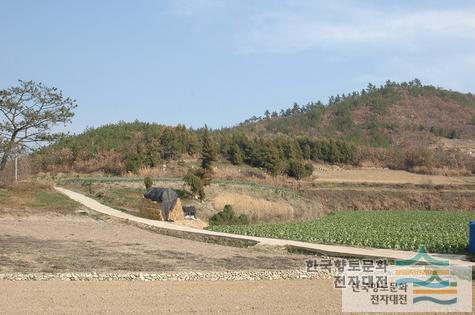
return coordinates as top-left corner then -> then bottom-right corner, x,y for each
0,80 -> 77,170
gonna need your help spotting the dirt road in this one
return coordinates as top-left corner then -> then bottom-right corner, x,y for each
0,279 -> 340,314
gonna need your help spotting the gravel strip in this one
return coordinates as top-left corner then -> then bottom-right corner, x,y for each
0,270 -> 331,282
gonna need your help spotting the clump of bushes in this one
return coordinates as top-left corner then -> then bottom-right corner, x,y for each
286,159 -> 314,180
209,205 -> 249,226
144,176 -> 153,190
429,127 -> 460,139
183,168 -> 211,201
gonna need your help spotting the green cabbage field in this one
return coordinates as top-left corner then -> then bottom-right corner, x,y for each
208,211 -> 475,254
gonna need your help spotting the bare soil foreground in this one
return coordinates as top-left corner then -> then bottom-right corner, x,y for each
0,280 -> 341,314
2,181 -> 475,314
0,188 -> 342,314
2,280 -> 475,314
0,214 -> 313,273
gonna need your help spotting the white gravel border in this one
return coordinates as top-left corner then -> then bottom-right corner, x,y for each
0,270 -> 332,282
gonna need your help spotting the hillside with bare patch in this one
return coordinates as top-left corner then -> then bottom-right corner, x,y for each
237,80 -> 475,152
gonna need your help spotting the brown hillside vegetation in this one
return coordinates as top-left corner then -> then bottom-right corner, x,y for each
34,80 -> 475,177
240,81 -> 475,151
374,90 -> 475,148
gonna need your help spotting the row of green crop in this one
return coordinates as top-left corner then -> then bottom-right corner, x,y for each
208,211 -> 475,254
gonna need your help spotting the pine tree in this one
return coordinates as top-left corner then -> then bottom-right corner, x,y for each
264,110 -> 271,119
228,143 -> 244,165
200,125 -> 217,170
261,144 -> 284,176
144,129 -> 161,167
292,102 -> 300,114
302,144 -> 311,160
287,159 -> 313,180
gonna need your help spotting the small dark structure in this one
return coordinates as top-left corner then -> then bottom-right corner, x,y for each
469,221 -> 475,256
182,205 -> 197,218
144,188 -> 178,221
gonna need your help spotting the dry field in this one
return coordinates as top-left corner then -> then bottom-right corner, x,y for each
0,214 -> 310,273
0,183 -> 312,274
1,181 -> 475,314
0,182 -> 341,314
312,165 -> 475,185
1,280 -> 342,314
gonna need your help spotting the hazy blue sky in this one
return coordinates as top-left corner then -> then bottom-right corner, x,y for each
1,0 -> 474,133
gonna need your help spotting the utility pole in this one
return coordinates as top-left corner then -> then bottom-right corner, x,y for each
14,156 -> 18,183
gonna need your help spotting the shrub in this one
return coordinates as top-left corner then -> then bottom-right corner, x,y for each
125,152 -> 142,173
183,168 -> 211,201
228,144 -> 244,165
144,176 -> 153,190
429,127 -> 460,139
286,159 -> 313,180
404,149 -> 434,170
81,180 -> 94,195
209,205 -> 249,226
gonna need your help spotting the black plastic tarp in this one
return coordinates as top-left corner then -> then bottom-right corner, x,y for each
144,188 -> 178,221
182,205 -> 197,217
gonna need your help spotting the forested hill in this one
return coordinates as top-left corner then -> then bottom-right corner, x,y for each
36,80 -> 475,176
235,79 -> 475,149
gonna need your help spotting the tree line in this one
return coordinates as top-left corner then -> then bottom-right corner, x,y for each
37,120 -> 356,179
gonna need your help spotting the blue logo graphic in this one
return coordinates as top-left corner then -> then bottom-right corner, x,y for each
395,246 -> 457,305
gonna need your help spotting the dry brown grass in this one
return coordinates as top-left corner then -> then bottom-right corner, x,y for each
0,181 -> 79,215
0,157 -> 35,185
312,167 -> 475,185
136,167 -> 163,178
212,164 -> 268,181
138,202 -> 164,220
134,158 -> 197,178
212,193 -> 295,223
95,179 -> 303,223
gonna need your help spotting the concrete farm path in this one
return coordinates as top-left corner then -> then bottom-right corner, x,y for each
55,187 -> 474,267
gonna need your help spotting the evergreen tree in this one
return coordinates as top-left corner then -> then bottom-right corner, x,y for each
160,128 -> 180,160
144,129 -> 161,167
291,102 -> 300,114
261,143 -> 284,176
200,125 -> 217,170
287,159 -> 313,180
301,144 -> 311,160
183,168 -> 211,201
264,110 -> 271,119
228,143 -> 244,165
